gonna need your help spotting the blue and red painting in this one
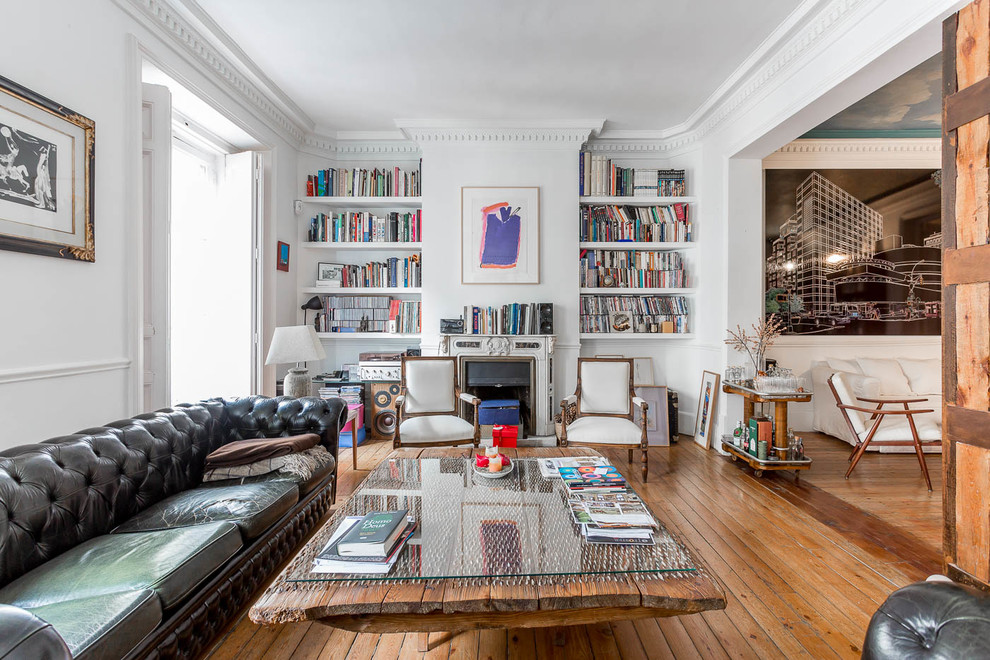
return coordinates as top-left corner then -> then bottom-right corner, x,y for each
479,201 -> 521,269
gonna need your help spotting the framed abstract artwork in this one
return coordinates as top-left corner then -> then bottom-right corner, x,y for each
634,385 -> 669,446
276,241 -> 290,272
694,370 -> 721,449
0,74 -> 95,262
461,186 -> 539,284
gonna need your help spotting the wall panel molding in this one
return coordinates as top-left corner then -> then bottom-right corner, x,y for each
0,358 -> 132,385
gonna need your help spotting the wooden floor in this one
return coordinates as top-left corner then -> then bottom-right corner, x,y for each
204,432 -> 942,660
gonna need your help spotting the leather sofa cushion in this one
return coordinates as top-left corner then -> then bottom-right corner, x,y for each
0,522 -> 241,610
24,589 -> 161,660
201,455 -> 335,495
111,482 -> 298,540
0,603 -> 71,660
864,580 -> 990,659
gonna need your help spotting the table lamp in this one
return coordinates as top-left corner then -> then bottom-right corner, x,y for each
265,325 -> 326,398
300,295 -> 323,327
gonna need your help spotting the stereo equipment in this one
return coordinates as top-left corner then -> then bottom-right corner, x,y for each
359,351 -> 403,362
369,382 -> 401,440
440,318 -> 465,334
538,303 -> 554,334
359,361 -> 401,381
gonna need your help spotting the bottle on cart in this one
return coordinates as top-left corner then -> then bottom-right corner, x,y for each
733,420 -> 744,447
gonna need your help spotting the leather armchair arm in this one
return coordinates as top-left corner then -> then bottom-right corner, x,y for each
0,604 -> 71,660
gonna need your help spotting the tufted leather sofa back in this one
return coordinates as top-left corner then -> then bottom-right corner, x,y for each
0,395 -> 345,589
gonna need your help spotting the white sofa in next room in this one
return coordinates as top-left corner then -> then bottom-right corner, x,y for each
810,357 -> 942,453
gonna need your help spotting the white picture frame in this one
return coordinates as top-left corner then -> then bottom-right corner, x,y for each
317,262 -> 344,286
635,385 -> 669,446
461,186 -> 540,284
694,371 -> 721,449
632,357 -> 654,386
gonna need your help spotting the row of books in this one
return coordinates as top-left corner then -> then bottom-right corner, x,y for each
308,211 -> 421,243
315,256 -> 421,289
314,296 -> 421,333
463,302 -> 545,335
579,294 -> 689,334
580,203 -> 692,243
306,163 -> 421,198
540,456 -> 657,545
580,249 -> 687,288
580,152 -> 686,197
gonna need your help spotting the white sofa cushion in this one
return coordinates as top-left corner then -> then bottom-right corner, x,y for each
897,358 -> 941,395
830,373 -> 867,435
811,366 -> 882,444
856,358 -> 913,396
859,416 -> 940,443
827,358 -> 863,374
398,415 -> 475,443
580,362 -> 631,415
566,416 -> 642,445
404,359 -> 456,414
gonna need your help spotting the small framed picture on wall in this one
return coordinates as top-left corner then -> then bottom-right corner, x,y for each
276,241 -> 290,272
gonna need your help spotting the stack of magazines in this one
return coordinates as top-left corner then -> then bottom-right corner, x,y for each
568,491 -> 657,546
312,510 -> 416,574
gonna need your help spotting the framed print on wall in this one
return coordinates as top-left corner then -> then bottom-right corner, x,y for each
317,262 -> 344,286
0,74 -> 95,262
276,241 -> 290,271
694,370 -> 721,449
461,186 -> 539,284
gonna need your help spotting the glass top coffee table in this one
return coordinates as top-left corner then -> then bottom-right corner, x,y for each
249,448 -> 725,648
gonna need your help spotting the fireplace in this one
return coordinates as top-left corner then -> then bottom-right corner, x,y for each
463,358 -> 535,437
439,334 -> 555,437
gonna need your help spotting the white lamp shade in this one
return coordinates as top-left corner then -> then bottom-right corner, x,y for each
265,325 -> 326,365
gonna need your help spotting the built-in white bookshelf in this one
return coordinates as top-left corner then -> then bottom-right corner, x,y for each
304,196 -> 422,209
579,287 -> 694,295
302,242 -> 422,250
579,241 -> 694,250
302,287 -> 422,295
579,333 -> 696,340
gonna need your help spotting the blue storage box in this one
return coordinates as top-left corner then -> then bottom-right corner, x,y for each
478,399 -> 520,426
340,426 -> 367,448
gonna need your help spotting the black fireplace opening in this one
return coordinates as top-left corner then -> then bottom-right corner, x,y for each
462,358 -> 534,438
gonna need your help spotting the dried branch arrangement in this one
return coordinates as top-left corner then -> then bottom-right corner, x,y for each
724,314 -> 784,374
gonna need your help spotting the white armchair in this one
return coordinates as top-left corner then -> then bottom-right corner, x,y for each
558,358 -> 650,480
393,357 -> 481,449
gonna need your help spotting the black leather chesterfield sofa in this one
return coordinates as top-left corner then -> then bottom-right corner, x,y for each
863,580 -> 990,659
0,395 -> 346,660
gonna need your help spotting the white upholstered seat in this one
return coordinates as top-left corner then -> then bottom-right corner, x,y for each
565,416 -> 642,445
397,415 -> 476,444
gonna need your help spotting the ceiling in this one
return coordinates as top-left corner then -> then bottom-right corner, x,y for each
192,0 -> 802,135
803,53 -> 941,138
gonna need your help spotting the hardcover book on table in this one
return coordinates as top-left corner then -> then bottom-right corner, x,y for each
335,509 -> 409,556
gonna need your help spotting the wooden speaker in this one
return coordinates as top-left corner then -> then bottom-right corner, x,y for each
369,382 -> 401,440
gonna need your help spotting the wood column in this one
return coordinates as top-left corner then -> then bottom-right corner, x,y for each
943,0 -> 990,591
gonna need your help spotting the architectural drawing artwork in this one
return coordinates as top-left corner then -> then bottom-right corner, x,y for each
766,172 -> 941,335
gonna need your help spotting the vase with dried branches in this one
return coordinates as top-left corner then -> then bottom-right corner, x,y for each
724,314 -> 784,377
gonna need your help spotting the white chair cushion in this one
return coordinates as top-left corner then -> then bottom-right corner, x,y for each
580,362 -> 631,415
827,358 -> 863,374
565,416 -> 642,445
858,415 -> 941,443
897,358 -> 941,395
856,358 -> 913,396
830,373 -> 867,436
399,415 -> 475,444
404,359 -> 456,414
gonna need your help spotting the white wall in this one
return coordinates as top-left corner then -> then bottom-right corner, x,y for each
0,0 -> 300,449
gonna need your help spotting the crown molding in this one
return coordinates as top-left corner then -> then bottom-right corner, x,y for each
763,137 -> 941,168
112,0 -> 310,146
394,119 -> 603,147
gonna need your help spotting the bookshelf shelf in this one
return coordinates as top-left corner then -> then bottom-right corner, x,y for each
302,287 -> 422,295
579,241 -> 695,250
579,287 -> 695,295
316,332 -> 421,341
579,196 -> 695,205
304,196 -> 422,209
579,333 -> 696,340
302,242 -> 422,250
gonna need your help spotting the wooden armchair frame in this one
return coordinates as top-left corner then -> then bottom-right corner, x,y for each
827,374 -> 938,491
558,357 -> 650,480
394,356 -> 481,449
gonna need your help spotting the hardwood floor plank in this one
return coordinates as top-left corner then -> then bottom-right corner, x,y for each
608,620 -> 648,660
630,618 -> 675,660
584,621 -> 622,660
